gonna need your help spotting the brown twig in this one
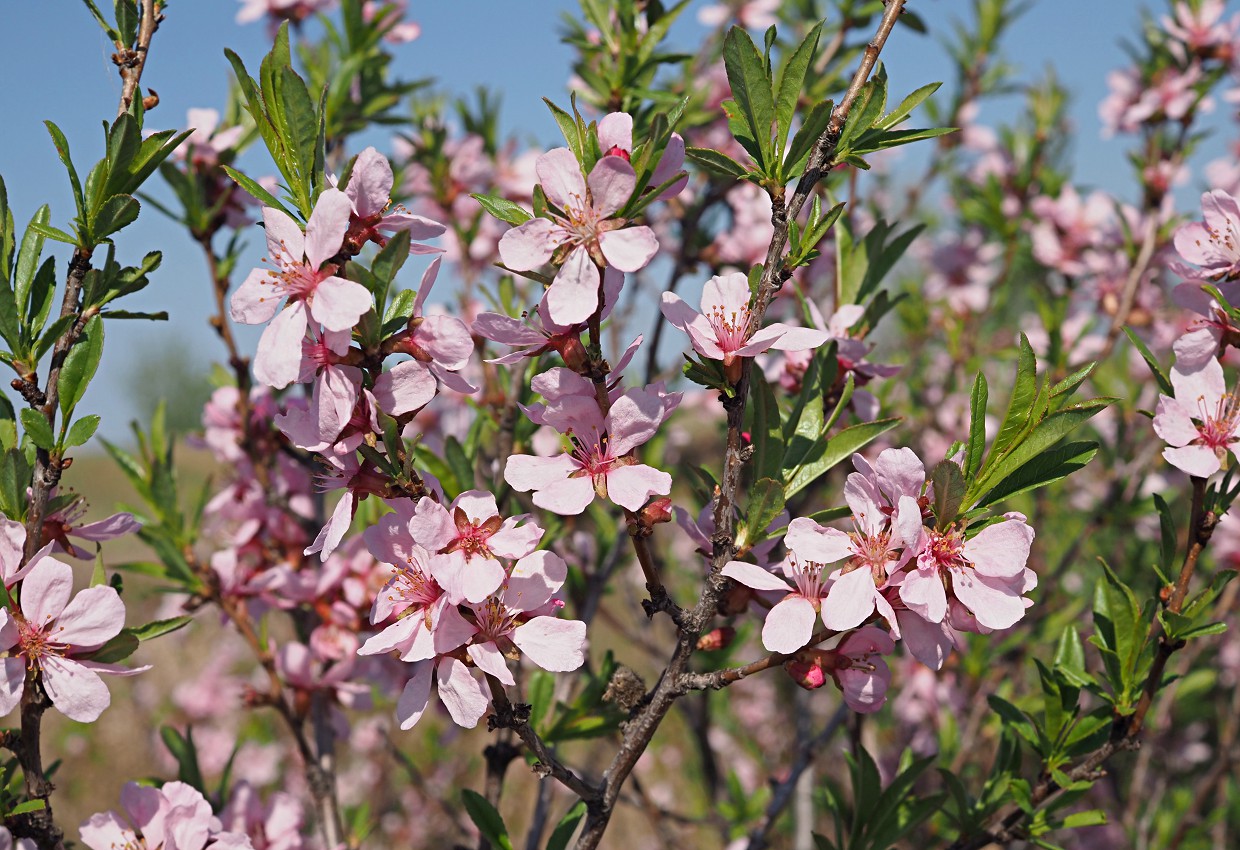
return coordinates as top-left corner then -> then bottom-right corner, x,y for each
486,682 -> 601,802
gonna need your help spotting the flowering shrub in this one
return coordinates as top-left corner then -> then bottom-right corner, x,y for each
1,1 -> 1239,849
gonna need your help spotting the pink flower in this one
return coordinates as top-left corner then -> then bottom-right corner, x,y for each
361,0 -> 421,44
340,147 -> 445,254
474,268 -> 624,369
596,112 -> 688,200
660,272 -> 829,382
498,148 -> 658,325
0,512 -> 42,587
81,781 -> 253,850
230,190 -> 372,389
0,555 -> 144,723
181,109 -> 244,169
505,385 -> 677,515
721,517 -> 854,653
899,516 -> 1036,631
1162,1 -> 1239,64
697,0 -> 780,29
393,655 -> 491,730
1173,190 -> 1240,283
832,627 -> 895,713
459,550 -> 587,686
40,492 -> 141,560
409,491 -> 544,604
384,258 -> 477,395
1154,356 -> 1240,477
236,0 -> 334,27
357,531 -> 473,663
220,782 -> 304,850
1168,279 -> 1240,374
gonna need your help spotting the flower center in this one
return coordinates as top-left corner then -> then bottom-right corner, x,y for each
788,554 -> 828,604
17,619 -> 66,667
1196,391 -> 1240,452
706,303 -> 752,354
474,596 -> 519,641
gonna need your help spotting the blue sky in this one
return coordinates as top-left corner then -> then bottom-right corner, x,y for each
0,0 -> 1229,438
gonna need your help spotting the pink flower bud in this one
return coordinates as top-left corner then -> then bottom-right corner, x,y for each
696,626 -> 735,652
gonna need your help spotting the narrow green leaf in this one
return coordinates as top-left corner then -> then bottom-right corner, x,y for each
740,478 -> 785,550
63,413 -> 101,449
964,372 -> 988,479
471,193 -> 532,226
722,26 -> 776,170
461,790 -> 513,850
684,147 -> 749,180
1122,326 -> 1172,396
19,409 -> 55,451
930,460 -> 966,530
59,316 -> 105,418
546,801 -> 587,850
773,22 -> 822,156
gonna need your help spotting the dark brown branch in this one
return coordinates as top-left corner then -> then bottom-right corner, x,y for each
487,683 -> 601,802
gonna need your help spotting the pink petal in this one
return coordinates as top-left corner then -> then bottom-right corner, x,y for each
701,272 -> 750,315
768,324 -> 831,351
508,550 -> 568,610
512,617 -> 587,671
371,360 -> 436,416
71,513 -> 141,543
761,594 -> 817,653
1170,355 -> 1226,409
313,364 -> 361,444
898,609 -> 955,670
536,148 -> 587,212
414,315 -> 475,371
821,567 -> 877,631
722,560 -> 792,592
899,569 -> 948,623
1164,444 -> 1223,477
587,156 -> 637,218
20,556 -> 73,625
964,519 -> 1033,578
1172,327 -> 1222,373
950,568 -> 1027,630
544,248 -> 599,326
263,206 -> 305,266
408,498 -> 455,551
80,813 -> 134,850
431,602 -> 476,657
230,268 -> 282,325
52,585 -> 125,648
505,453 -> 577,493
0,657 -> 24,716
605,463 -> 672,511
304,490 -> 355,560
498,218 -> 558,271
41,656 -> 111,722
309,276 -> 371,332
304,189 -> 351,268
346,147 -> 394,219
487,521 -> 543,560
436,657 -> 490,728
468,640 -> 515,686
253,301 -> 308,389
597,112 -> 633,154
457,557 -> 507,605
785,518 -> 852,564
599,227 -> 659,273
652,133 -> 687,199
395,661 -> 433,729
533,476 -> 596,516
474,312 -> 545,346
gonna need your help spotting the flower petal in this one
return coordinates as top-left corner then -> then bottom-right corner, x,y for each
761,594 -> 817,653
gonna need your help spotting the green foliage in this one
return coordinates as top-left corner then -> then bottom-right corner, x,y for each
461,790 -> 514,850
815,749 -> 943,850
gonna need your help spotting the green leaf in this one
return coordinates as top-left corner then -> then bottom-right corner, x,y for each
63,414 -> 101,449
1054,626 -> 1094,688
1061,810 -> 1108,829
59,316 -> 105,418
990,335 -> 1038,460
784,99 -> 833,177
722,26 -> 776,169
27,221 -> 77,246
964,372 -> 988,479
773,22 -> 822,158
878,82 -> 943,129
973,441 -> 1099,510
444,436 -> 474,496
115,0 -> 138,45
20,409 -> 54,451
785,418 -> 900,500
930,460 -> 966,530
461,790 -> 513,850
748,371 -> 784,482
739,478 -> 785,551
5,800 -> 46,817
129,615 -> 193,642
91,194 -> 141,242
546,801 -> 587,850
1122,326 -> 1172,396
44,121 -> 85,220
527,670 -> 554,733
15,206 -> 51,323
161,727 -> 206,793
88,631 -> 139,663
471,193 -> 532,226
222,166 -> 295,220
684,147 -> 749,180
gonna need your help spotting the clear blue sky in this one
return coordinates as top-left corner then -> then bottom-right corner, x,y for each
0,0 -> 1225,439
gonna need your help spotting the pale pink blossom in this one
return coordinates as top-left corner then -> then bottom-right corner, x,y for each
1154,356 -> 1240,476
231,191 -> 372,389
220,782 -> 304,850
505,385 -> 678,515
236,0 -> 335,27
697,0 -> 780,29
832,627 -> 895,713
1162,1 -> 1239,64
181,109 -> 244,168
81,781 -> 253,850
498,148 -> 658,325
408,491 -> 544,604
721,517 -> 853,653
1174,190 -> 1240,282
900,515 -> 1036,631
340,147 -> 444,254
661,272 -> 829,381
0,555 -> 144,722
362,0 -> 421,44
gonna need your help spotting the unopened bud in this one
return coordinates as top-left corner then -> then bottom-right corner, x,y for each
557,336 -> 589,373
696,626 -> 735,652
604,145 -> 631,161
784,657 -> 827,690
638,497 -> 673,527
